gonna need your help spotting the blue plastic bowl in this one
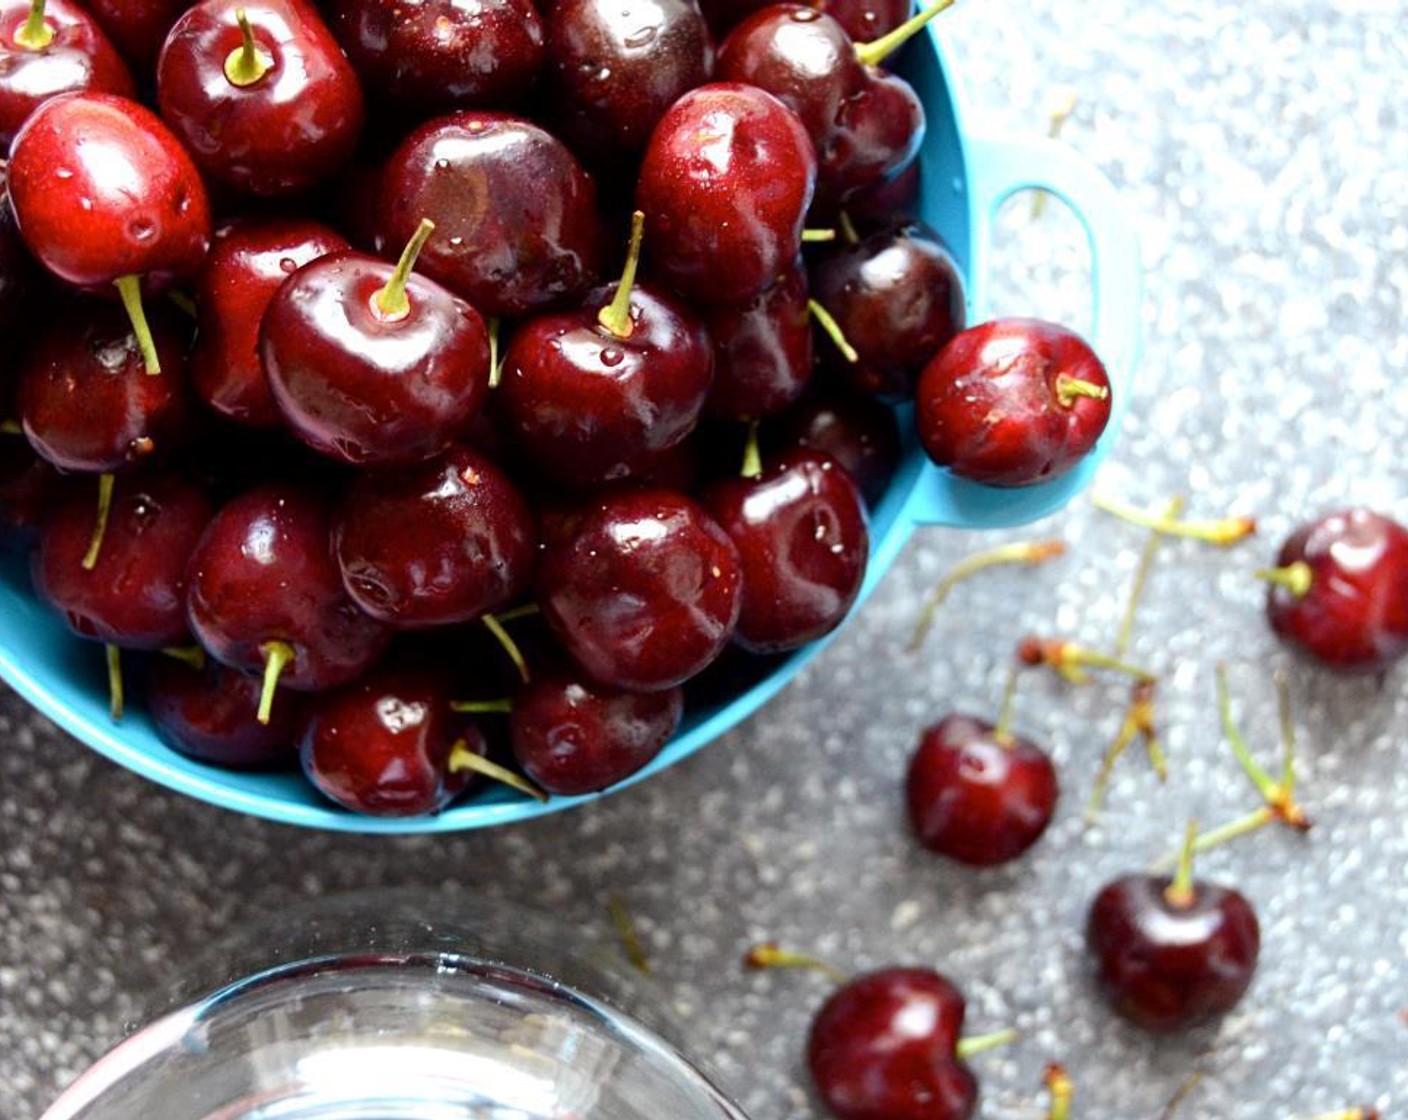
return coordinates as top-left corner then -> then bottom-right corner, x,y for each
0,26 -> 1142,833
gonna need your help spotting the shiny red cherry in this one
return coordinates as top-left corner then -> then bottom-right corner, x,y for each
334,445 -> 537,628
807,968 -> 977,1120
0,0 -> 135,147
698,0 -> 907,42
906,713 -> 1058,867
85,0 -> 193,72
702,447 -> 868,654
701,258 -> 813,421
192,218 -> 349,427
261,222 -> 492,465
1261,509 -> 1408,673
538,486 -> 743,691
148,655 -> 300,768
765,386 -> 901,507
379,112 -> 602,318
916,318 -> 1112,487
636,82 -> 816,305
157,0 -> 364,198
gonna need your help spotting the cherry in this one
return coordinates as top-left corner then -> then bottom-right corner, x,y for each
916,318 -> 1112,487
1258,509 -> 1408,674
328,0 -> 544,118
765,386 -> 900,506
1087,823 -> 1260,1033
191,218 -> 349,427
0,431 -> 64,552
544,0 -> 713,156
147,653 -> 301,768
498,212 -> 714,487
333,444 -> 537,628
702,443 -> 868,654
185,483 -> 391,720
0,0 -> 135,147
261,220 -> 493,465
839,160 -> 921,230
157,0 -> 365,198
636,82 -> 816,305
537,486 -> 743,691
7,92 -> 212,376
698,0 -> 907,43
701,257 -> 814,421
0,159 -> 40,336
811,220 -> 964,397
379,111 -> 602,318
509,663 -> 683,795
85,0 -> 193,72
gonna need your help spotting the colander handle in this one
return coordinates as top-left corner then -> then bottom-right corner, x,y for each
902,130 -> 1143,529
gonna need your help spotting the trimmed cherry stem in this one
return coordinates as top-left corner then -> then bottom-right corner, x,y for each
257,640 -> 294,725
447,741 -> 548,801
1255,560 -> 1313,598
954,1027 -> 1019,1061
1017,635 -> 1154,685
106,644 -> 123,721
992,664 -> 1022,746
114,275 -> 161,376
909,540 -> 1065,651
1164,820 -> 1199,909
608,895 -> 651,975
801,228 -> 837,243
14,0 -> 52,50
373,219 -> 435,321
1115,497 -> 1184,657
854,0 -> 955,68
1095,493 -> 1256,546
1044,1063 -> 1073,1120
743,941 -> 848,984
1055,375 -> 1109,408
808,299 -> 858,363
81,473 -> 115,571
741,421 -> 763,480
1085,678 -> 1162,823
481,613 -> 530,684
450,699 -> 513,715
598,210 -> 645,339
224,7 -> 274,87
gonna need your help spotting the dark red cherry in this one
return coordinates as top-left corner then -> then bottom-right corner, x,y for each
148,655 -> 300,768
334,445 -> 537,628
261,223 -> 492,465
329,0 -> 543,117
697,0 -> 906,42
0,159 -> 40,335
157,0 -> 364,198
299,664 -> 478,816
0,433 -> 63,551
18,299 -> 192,473
765,386 -> 900,506
31,472 -> 213,649
191,218 -> 349,427
0,0 -> 135,147
702,447 -> 868,654
916,318 -> 1112,487
636,82 -> 816,305
1087,871 -> 1260,1033
538,486 -> 743,691
811,221 -> 964,398
807,968 -> 977,1120
7,92 -> 211,375
498,213 -> 714,487
509,664 -> 682,795
702,258 -> 812,421
1261,509 -> 1408,673
544,0 -> 713,156
906,713 -> 1058,867
186,483 -> 391,699
380,112 -> 602,318
86,0 -> 193,72
836,160 -> 919,230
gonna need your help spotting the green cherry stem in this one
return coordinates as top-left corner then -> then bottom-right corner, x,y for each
374,218 -> 435,321
257,640 -> 294,725
741,421 -> 763,480
481,613 -> 530,684
450,699 -> 513,715
909,540 -> 1065,652
597,210 -> 645,339
807,299 -> 858,363
114,275 -> 161,375
160,645 -> 207,670
1044,1063 -> 1073,1120
838,211 -> 861,246
106,644 -> 123,721
801,228 -> 837,243
1055,375 -> 1110,408
0,419 -> 22,435
224,7 -> 274,87
81,473 -> 115,572
854,0 -> 956,68
1094,492 -> 1256,546
742,942 -> 848,984
1254,560 -> 1313,598
447,741 -> 548,801
487,316 -> 502,389
14,0 -> 53,50
1163,819 -> 1199,910
608,895 -> 652,975
991,664 -> 1022,747
1158,1072 -> 1204,1120
1114,496 -> 1184,657
493,602 -> 540,624
953,1027 -> 1019,1061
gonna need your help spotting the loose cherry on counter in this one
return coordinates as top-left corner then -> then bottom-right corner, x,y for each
7,92 -> 211,375
0,0 -> 135,147
157,0 -> 364,198
1257,508 -> 1408,674
148,652 -> 301,769
916,317 -> 1112,487
1086,822 -> 1260,1033
261,219 -> 492,465
497,211 -> 714,487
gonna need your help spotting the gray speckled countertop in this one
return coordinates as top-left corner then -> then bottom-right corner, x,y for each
4,2 -> 1408,1117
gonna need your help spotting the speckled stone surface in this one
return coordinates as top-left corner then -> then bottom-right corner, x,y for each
4,2 -> 1407,1117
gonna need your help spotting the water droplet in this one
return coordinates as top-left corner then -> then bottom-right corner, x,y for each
600,347 -> 624,367
55,167 -> 73,180
79,197 -> 94,211
128,217 -> 156,242
597,67 -> 612,81
434,158 -> 450,171
279,256 -> 297,273
448,235 -> 464,248
792,7 -> 820,18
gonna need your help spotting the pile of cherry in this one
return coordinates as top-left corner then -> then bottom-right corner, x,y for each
0,0 -> 1115,817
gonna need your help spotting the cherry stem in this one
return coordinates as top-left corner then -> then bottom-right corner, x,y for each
954,1027 -> 1019,1061
1163,819 -> 1199,909
1115,496 -> 1184,657
481,613 -> 530,684
1055,375 -> 1109,408
106,644 -> 123,722
909,540 -> 1065,651
257,640 -> 294,725
487,317 -> 502,389
114,275 -> 161,376
807,299 -> 858,363
1032,88 -> 1077,219
854,0 -> 956,68
1216,662 -> 1276,800
447,741 -> 548,801
224,7 -> 273,87
494,602 -> 540,624
14,0 -> 51,49
160,645 -> 207,670
1295,1110 -> 1378,1120
450,699 -> 513,715
166,290 -> 198,318
1254,560 -> 1313,598
742,942 -> 848,984
0,419 -> 21,435
374,218 -> 435,321
1044,1063 -> 1073,1120
1018,636 -> 1154,685
608,895 -> 651,975
1085,679 -> 1161,823
838,211 -> 861,246
80,473 -> 115,572
1095,493 -> 1256,547
1211,663 -> 1311,833
598,210 -> 645,339
992,664 -> 1022,746
1158,1072 -> 1204,1120
801,228 -> 837,243
1275,669 -> 1296,791
741,421 -> 763,480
